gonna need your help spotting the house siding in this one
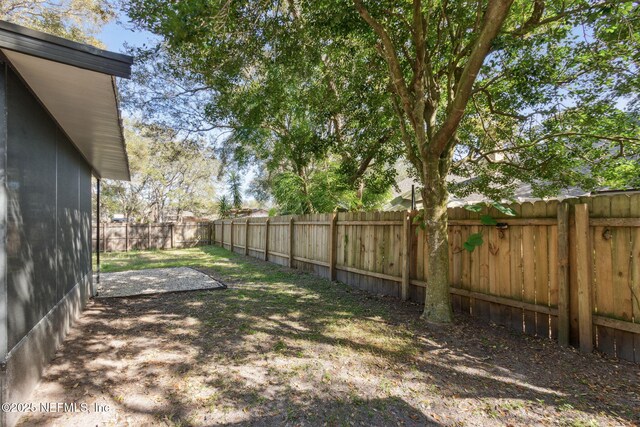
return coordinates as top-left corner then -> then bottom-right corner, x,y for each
1,62 -> 93,427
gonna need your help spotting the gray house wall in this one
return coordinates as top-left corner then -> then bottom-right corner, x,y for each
0,61 -> 93,426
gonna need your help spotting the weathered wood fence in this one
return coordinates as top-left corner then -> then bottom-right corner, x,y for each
212,194 -> 640,363
92,222 -> 212,252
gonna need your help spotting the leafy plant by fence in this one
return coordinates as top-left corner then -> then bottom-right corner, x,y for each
212,194 -> 640,364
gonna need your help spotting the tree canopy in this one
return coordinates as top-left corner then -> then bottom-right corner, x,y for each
123,1 -> 405,214
127,0 -> 640,321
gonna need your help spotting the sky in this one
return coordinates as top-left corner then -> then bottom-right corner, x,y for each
98,15 -> 155,52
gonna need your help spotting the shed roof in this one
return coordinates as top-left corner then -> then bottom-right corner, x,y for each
0,21 -> 133,180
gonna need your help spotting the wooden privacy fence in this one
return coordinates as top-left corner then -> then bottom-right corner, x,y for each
212,194 -> 640,363
92,222 -> 212,252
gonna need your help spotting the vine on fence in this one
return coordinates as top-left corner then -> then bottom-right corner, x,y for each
462,202 -> 517,252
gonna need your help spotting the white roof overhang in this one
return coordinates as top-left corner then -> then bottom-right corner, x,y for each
0,21 -> 133,181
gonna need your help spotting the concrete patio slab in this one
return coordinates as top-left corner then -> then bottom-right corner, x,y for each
96,267 -> 226,298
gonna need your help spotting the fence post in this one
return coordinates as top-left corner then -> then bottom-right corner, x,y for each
329,213 -> 337,281
103,223 -> 107,253
264,218 -> 270,261
170,223 -> 174,249
212,222 -> 215,245
575,203 -> 593,353
209,222 -> 213,245
557,202 -> 570,346
230,220 -> 234,253
147,223 -> 151,250
125,222 -> 129,252
245,218 -> 250,255
221,221 -> 224,248
401,211 -> 411,301
288,217 -> 294,268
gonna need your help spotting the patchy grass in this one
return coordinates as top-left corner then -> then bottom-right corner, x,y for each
94,246 -> 222,273
23,246 -> 640,427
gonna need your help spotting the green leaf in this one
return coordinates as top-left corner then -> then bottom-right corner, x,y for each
463,232 -> 484,252
464,203 -> 483,213
480,215 -> 497,226
467,232 -> 484,246
491,202 -> 517,217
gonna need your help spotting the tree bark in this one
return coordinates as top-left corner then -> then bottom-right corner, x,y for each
297,167 -> 314,214
421,158 -> 453,323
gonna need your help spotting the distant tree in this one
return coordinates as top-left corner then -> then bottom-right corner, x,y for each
100,122 -> 219,222
0,0 -> 115,46
227,171 -> 243,209
100,177 -> 146,223
268,161 -> 392,215
217,195 -> 232,219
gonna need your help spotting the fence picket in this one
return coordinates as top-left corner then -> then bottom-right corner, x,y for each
557,202 -> 570,346
592,196 -> 615,356
521,202 -> 537,335
509,202 -> 524,333
611,195 -> 634,360
547,200 -> 559,340
533,201 -> 550,338
630,194 -> 640,363
575,204 -> 593,353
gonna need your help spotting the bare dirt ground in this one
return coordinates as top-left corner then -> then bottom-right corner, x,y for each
17,247 -> 640,426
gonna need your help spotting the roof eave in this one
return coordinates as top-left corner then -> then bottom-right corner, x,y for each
0,20 -> 133,78
110,76 -> 131,181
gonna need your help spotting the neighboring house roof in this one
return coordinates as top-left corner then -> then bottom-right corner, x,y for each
248,209 -> 270,217
0,20 -> 133,180
230,208 -> 269,218
384,176 -> 635,210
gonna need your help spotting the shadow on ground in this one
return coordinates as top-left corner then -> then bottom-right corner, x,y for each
18,246 -> 640,426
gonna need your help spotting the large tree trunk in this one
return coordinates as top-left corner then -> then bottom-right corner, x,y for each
296,166 -> 315,213
421,159 -> 453,323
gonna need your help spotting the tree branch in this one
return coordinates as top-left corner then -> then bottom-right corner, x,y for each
512,0 -> 545,36
478,88 -> 528,120
391,93 -> 423,172
430,0 -> 515,155
353,0 -> 415,126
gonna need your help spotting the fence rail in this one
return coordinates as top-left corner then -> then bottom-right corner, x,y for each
212,194 -> 640,364
92,222 -> 212,252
